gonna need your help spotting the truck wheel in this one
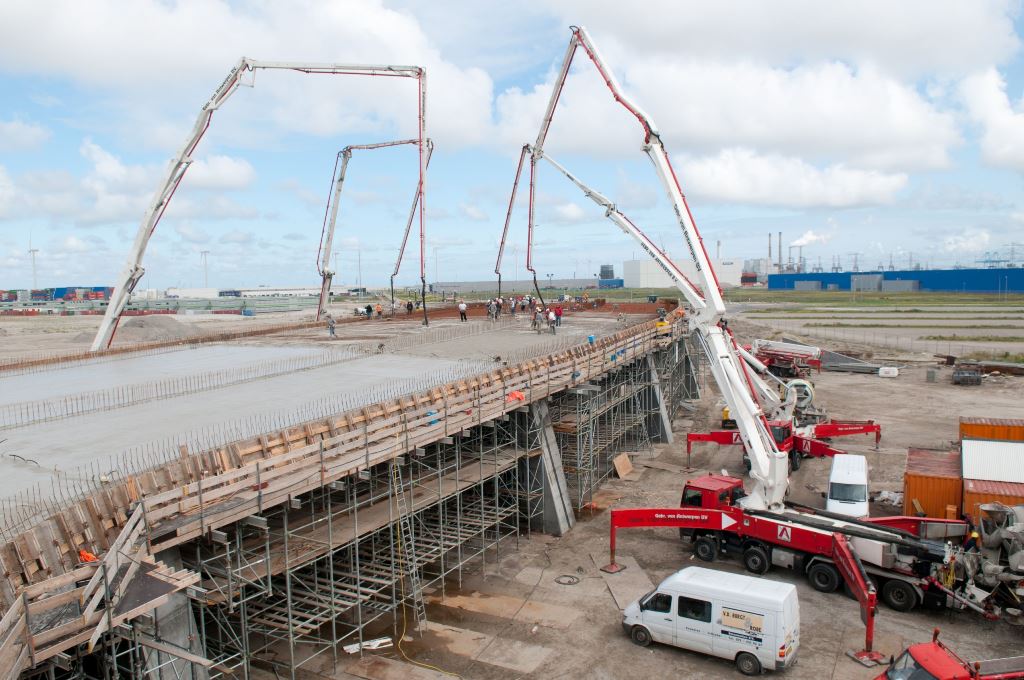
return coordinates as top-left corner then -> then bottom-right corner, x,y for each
807,563 -> 840,593
694,536 -> 717,562
630,625 -> 652,647
790,450 -> 801,471
742,545 -> 770,574
881,580 -> 918,612
736,652 -> 762,676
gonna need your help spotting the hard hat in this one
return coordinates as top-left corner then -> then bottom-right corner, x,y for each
971,531 -> 980,538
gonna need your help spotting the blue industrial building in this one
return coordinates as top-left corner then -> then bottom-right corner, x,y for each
767,267 -> 1023,293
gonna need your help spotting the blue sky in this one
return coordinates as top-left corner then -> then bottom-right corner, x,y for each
3,1 -> 1024,290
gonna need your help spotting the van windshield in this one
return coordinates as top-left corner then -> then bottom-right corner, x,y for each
829,482 -> 867,502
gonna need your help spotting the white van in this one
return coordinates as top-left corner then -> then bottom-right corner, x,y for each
622,567 -> 799,675
826,454 -> 869,518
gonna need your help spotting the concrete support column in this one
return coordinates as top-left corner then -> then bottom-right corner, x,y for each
646,354 -> 674,444
148,548 -> 209,680
530,400 -> 575,536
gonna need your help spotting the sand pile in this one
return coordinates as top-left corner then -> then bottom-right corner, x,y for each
73,315 -> 203,344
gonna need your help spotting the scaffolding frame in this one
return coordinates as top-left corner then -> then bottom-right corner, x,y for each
24,325 -> 699,680
550,356 -> 656,510
185,411 -> 528,680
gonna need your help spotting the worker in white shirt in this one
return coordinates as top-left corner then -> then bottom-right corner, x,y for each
458,300 -> 468,322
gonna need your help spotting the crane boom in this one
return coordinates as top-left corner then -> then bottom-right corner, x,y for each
518,26 -> 787,508
92,59 -> 427,351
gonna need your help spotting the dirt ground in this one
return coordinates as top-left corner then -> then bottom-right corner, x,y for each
5,301 -> 1022,678
303,317 -> 1024,680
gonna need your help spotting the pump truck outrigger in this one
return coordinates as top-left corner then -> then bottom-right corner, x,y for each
505,25 -> 1011,665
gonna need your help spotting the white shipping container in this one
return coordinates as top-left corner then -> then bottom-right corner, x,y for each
961,439 -> 1024,484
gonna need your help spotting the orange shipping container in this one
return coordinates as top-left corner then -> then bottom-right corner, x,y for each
959,417 -> 1024,442
903,448 -> 962,518
962,479 -> 1024,522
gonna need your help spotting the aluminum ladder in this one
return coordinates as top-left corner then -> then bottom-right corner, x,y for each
390,460 -> 427,632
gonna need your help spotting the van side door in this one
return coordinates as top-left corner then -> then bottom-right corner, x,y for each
642,592 -> 676,644
675,595 -> 714,654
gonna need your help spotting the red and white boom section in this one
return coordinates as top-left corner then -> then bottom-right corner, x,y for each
93,59 -> 428,351
498,26 -> 787,509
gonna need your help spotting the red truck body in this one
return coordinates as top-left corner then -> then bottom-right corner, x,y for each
686,419 -> 881,469
875,630 -> 1024,679
606,475 -> 969,619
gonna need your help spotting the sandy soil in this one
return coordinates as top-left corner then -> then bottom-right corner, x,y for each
358,316 -> 1024,679
742,303 -> 1024,357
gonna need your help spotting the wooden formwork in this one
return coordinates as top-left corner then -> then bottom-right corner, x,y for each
0,314 -> 680,676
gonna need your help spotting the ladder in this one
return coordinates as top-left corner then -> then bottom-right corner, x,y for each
390,461 -> 427,632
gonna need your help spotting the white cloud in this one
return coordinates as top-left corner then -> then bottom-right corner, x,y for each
942,227 -> 990,253
496,58 -> 958,170
59,235 -> 92,253
0,1 -> 496,149
678,148 -> 907,207
459,202 -> 488,221
0,166 -> 14,218
174,223 -> 210,244
553,202 -> 587,223
184,155 -> 256,191
961,68 -> 1024,172
550,1 -> 1018,79
0,119 -> 50,151
219,229 -> 253,245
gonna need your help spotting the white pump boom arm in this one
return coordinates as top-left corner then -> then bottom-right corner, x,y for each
92,58 -> 426,351
526,26 -> 787,509
316,138 -> 427,319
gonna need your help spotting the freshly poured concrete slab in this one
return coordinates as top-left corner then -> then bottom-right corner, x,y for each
0,344 -> 330,406
424,622 -> 553,675
474,636 -> 553,674
344,655 -> 452,680
0,353 -> 489,499
426,592 -> 580,629
591,552 -> 654,610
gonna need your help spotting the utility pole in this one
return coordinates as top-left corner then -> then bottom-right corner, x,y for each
357,246 -> 362,291
28,236 -> 39,290
200,250 -> 210,288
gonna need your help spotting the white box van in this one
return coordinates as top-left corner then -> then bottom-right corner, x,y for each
825,454 -> 869,518
622,567 -> 799,675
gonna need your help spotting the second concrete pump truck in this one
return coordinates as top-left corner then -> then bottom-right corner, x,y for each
502,25 -> 1017,666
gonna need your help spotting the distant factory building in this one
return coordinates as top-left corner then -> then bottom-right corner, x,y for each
768,267 -> 1023,293
623,258 -> 744,288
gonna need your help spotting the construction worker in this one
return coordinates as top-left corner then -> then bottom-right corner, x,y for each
326,314 -> 336,337
375,302 -> 383,319
458,299 -> 467,322
554,304 -> 563,327
406,300 -> 414,315
364,303 -> 373,318
547,308 -> 557,334
964,531 -> 981,552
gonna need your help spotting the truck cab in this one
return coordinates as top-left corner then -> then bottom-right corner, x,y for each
877,630 -> 1024,680
680,475 -> 746,511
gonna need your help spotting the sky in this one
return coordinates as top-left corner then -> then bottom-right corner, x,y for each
3,0 -> 1024,290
